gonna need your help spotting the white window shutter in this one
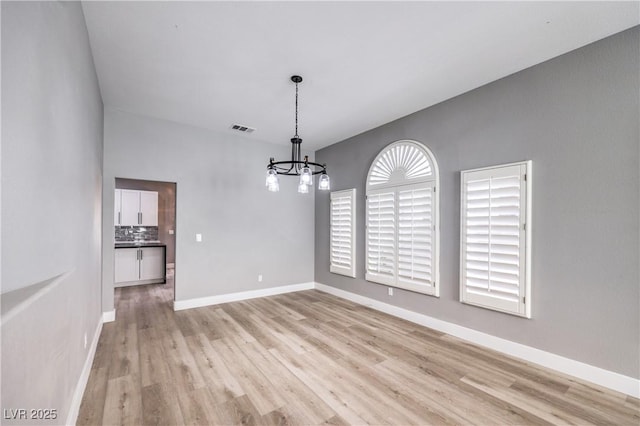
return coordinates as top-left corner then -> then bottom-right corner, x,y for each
397,184 -> 436,293
330,189 -> 356,278
460,161 -> 531,318
368,143 -> 433,187
365,191 -> 396,285
365,140 -> 440,296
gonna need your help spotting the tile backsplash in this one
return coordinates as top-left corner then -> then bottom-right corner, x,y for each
115,226 -> 159,242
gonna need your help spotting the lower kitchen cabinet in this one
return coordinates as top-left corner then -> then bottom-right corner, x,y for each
114,246 -> 166,287
139,247 -> 165,281
114,248 -> 139,283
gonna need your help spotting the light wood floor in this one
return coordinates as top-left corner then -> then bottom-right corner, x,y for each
78,281 -> 639,425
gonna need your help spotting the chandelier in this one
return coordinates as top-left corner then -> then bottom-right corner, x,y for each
265,75 -> 330,193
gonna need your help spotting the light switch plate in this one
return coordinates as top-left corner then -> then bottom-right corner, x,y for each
196,233 -> 202,242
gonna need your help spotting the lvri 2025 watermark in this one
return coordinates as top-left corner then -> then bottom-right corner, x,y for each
3,409 -> 58,420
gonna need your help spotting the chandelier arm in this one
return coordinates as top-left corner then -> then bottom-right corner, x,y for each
270,160 -> 326,175
272,163 -> 296,174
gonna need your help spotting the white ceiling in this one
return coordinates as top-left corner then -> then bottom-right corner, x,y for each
82,1 -> 639,151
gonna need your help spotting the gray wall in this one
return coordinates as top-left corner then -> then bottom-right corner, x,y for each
1,1 -> 104,423
315,27 -> 639,379
102,108 -> 315,312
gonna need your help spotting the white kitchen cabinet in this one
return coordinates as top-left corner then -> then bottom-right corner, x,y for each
139,191 -> 158,226
139,247 -> 165,280
114,248 -> 139,283
120,190 -> 140,226
114,246 -> 166,287
115,189 -> 158,226
114,189 -> 122,225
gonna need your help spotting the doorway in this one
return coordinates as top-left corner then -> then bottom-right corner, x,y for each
114,178 -> 177,304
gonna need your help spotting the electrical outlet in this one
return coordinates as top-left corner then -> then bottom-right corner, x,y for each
258,274 -> 263,282
196,233 -> 202,242
388,287 -> 393,296
83,332 -> 88,349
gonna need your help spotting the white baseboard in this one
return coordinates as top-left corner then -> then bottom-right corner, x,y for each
314,282 -> 640,398
102,309 -> 115,323
65,316 -> 103,425
173,282 -> 315,311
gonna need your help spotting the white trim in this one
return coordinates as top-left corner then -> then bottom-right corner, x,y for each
173,282 -> 315,311
365,140 -> 440,298
459,160 -> 532,318
313,282 -> 640,398
102,309 -> 116,323
65,316 -> 103,426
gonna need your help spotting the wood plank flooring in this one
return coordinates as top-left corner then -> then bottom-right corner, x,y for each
78,281 -> 639,425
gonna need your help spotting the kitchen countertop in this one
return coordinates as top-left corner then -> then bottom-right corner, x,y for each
114,241 -> 166,249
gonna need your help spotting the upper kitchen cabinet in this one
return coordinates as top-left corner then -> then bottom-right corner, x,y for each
114,189 -> 121,225
114,189 -> 158,226
120,190 -> 140,225
139,191 -> 158,226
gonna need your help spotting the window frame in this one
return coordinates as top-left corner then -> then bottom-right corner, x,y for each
365,140 -> 440,297
459,160 -> 532,318
330,188 -> 357,278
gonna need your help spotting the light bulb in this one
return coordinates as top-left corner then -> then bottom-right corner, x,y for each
318,173 -> 330,190
300,166 -> 312,185
267,181 -> 280,192
265,168 -> 278,186
298,182 -> 309,194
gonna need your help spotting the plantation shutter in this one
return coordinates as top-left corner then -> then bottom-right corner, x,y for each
330,189 -> 356,277
365,191 -> 396,285
365,140 -> 440,296
397,184 -> 435,292
461,162 -> 531,317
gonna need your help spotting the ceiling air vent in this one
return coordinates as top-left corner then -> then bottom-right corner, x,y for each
230,124 -> 256,134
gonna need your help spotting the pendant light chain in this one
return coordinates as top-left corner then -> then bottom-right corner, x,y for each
294,80 -> 299,139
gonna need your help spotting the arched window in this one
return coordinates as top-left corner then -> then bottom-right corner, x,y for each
366,140 -> 439,296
